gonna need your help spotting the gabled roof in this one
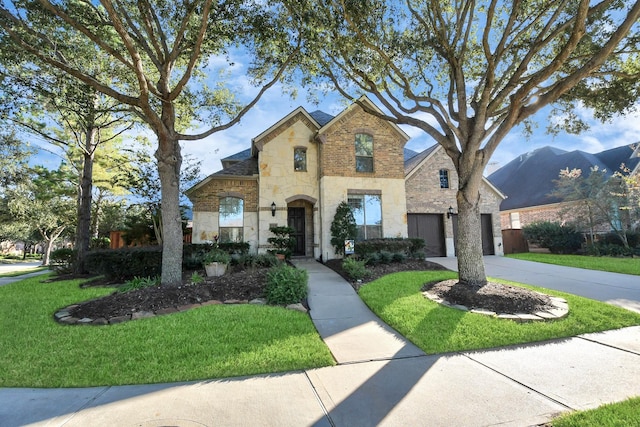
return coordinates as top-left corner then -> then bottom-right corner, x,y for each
404,148 -> 419,162
405,143 -> 505,199
404,144 -> 439,176
488,143 -> 640,211
220,147 -> 252,168
309,110 -> 334,127
186,157 -> 258,195
317,95 -> 410,143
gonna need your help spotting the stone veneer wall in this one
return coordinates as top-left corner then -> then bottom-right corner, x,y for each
257,119 -> 320,256
319,176 -> 408,260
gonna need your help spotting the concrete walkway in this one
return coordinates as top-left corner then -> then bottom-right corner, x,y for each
430,256 -> 640,313
0,262 -> 49,287
2,259 -> 640,426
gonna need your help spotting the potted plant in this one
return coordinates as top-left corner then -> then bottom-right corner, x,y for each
267,226 -> 296,260
202,248 -> 231,277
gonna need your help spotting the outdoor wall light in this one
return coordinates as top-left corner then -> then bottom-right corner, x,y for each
447,206 -> 455,219
271,202 -> 276,217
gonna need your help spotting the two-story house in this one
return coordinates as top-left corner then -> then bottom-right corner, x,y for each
187,96 -> 505,260
187,97 -> 409,260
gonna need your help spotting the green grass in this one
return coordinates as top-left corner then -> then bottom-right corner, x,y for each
551,397 -> 640,426
508,252 -> 640,276
359,271 -> 640,354
0,274 -> 334,387
0,266 -> 48,277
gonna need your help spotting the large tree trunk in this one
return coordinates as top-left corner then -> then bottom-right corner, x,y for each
156,133 -> 183,287
74,127 -> 97,274
454,149 -> 488,287
456,190 -> 487,286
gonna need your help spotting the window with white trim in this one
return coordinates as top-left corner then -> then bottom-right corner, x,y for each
219,196 -> 243,242
355,133 -> 374,172
347,194 -> 382,240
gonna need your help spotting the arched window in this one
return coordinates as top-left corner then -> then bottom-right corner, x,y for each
219,196 -> 243,242
439,169 -> 450,189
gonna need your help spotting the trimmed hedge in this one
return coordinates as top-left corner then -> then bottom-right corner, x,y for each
523,221 -> 583,254
354,238 -> 425,258
84,246 -> 163,280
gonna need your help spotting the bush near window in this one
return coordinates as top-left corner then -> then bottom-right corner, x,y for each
523,221 -> 583,254
354,238 -> 425,258
265,264 -> 308,305
330,201 -> 357,256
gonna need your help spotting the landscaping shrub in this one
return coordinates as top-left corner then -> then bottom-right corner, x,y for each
265,264 -> 308,305
378,250 -> 394,264
342,257 -> 370,281
355,238 -> 414,257
330,201 -> 357,255
84,246 -> 162,280
118,276 -> 160,293
49,248 -> 75,274
523,221 -> 583,254
392,252 -> 407,263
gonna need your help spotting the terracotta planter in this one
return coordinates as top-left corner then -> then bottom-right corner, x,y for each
205,262 -> 227,277
276,253 -> 286,261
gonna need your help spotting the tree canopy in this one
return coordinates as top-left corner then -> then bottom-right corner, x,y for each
0,0 -> 301,285
282,0 -> 640,285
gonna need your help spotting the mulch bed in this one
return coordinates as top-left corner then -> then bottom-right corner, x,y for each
59,258 -> 555,319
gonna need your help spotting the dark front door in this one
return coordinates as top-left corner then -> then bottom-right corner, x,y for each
287,207 -> 305,256
407,214 -> 446,257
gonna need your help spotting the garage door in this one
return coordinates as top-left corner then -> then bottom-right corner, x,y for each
407,214 -> 446,257
452,214 -> 495,255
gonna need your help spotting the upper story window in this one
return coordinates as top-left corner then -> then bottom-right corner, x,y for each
355,133 -> 374,173
219,196 -> 243,242
294,147 -> 307,171
439,169 -> 450,189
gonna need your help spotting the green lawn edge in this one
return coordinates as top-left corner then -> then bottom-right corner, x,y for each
0,266 -> 48,277
551,396 -> 640,426
359,271 -> 640,355
1,274 -> 335,388
507,253 -> 640,276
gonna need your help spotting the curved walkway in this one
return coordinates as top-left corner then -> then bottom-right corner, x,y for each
2,258 -> 640,426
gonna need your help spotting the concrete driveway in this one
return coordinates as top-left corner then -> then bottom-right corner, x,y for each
428,256 -> 640,313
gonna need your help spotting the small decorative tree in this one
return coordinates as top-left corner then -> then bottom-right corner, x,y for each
330,201 -> 357,256
267,226 -> 296,260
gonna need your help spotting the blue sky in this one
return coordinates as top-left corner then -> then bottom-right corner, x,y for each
184,80 -> 640,178
27,51 -> 640,180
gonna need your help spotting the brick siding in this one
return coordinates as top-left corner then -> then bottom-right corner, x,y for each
319,106 -> 405,179
190,178 -> 258,213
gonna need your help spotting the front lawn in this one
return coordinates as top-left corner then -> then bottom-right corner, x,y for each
359,271 -> 640,354
551,397 -> 640,426
0,274 -> 334,387
508,253 -> 640,276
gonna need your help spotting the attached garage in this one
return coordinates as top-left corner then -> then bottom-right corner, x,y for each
407,213 -> 446,257
452,214 -> 495,255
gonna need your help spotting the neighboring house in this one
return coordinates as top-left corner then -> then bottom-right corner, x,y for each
405,144 -> 505,257
488,144 -> 640,231
187,96 -> 505,260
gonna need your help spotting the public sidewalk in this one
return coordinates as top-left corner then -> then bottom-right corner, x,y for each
0,262 -> 48,287
2,259 -> 640,426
